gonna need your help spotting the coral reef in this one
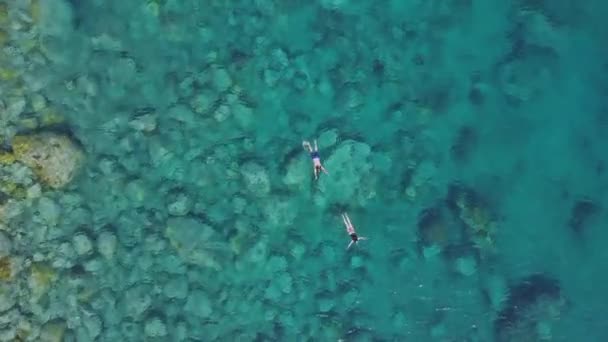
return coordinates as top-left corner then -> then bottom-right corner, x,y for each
0,0 -> 604,340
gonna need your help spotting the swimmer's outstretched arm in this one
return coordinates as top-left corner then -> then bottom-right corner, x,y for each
320,165 -> 329,175
302,140 -> 312,152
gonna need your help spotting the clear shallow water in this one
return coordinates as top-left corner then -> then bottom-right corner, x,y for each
1,0 -> 608,341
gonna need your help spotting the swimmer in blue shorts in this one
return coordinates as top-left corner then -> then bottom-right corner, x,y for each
302,139 -> 328,180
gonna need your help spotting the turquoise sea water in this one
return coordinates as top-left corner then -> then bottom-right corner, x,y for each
1,0 -> 608,341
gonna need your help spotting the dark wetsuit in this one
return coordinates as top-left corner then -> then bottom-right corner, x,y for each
350,233 -> 358,242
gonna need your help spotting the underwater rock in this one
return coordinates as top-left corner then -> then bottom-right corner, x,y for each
451,125 -> 477,163
278,272 -> 293,294
263,48 -> 290,87
116,213 -> 145,247
38,320 -> 67,342
184,290 -> 213,319
80,312 -> 102,341
263,197 -> 297,228
283,156 -> 309,190
447,183 -> 497,255
37,197 -> 61,226
518,10 -> 561,51
143,233 -> 167,254
190,90 -> 216,114
30,93 -> 48,112
351,255 -> 364,268
144,317 -> 168,339
468,84 -> 486,106
568,199 -> 599,234
5,97 -> 26,120
482,274 -> 509,312
168,104 -> 197,125
455,256 -> 477,277
128,114 -> 157,132
0,256 -> 15,281
318,129 -> 339,149
336,84 -> 364,112
173,321 -> 188,341
83,258 -> 104,274
28,263 -> 57,301
498,57 -> 552,104
122,284 -> 152,319
318,295 -> 335,313
417,204 -> 459,251
165,217 -> 225,269
167,192 -> 192,216
342,289 -> 359,309
290,243 -> 306,261
72,232 -> 93,256
178,75 -> 196,98
0,231 -> 11,257
265,255 -> 288,274
232,102 -> 254,129
269,48 -> 289,71
264,281 -> 284,302
213,104 -> 231,122
0,309 -> 20,341
121,321 -> 143,341
494,274 -> 565,342
50,242 -> 76,269
97,230 -> 117,260
26,183 -> 41,199
212,67 -> 233,92
0,283 -> 16,312
405,159 -> 438,201
148,138 -> 176,168
241,162 -> 271,196
245,238 -> 268,265
318,140 -> 374,205
320,0 -> 349,11
163,276 -> 188,300
158,253 -> 187,275
11,132 -> 84,189
125,179 -> 149,207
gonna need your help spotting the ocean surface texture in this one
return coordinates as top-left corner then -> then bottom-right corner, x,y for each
0,0 -> 607,341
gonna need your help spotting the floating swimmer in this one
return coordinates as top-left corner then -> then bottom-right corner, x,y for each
341,212 -> 367,249
302,139 -> 328,180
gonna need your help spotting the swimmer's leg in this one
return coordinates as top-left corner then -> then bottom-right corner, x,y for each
347,241 -> 355,250
314,139 -> 318,151
341,213 -> 349,228
344,212 -> 353,228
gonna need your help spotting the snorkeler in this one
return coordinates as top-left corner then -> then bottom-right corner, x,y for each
302,139 -> 328,180
341,212 -> 367,250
